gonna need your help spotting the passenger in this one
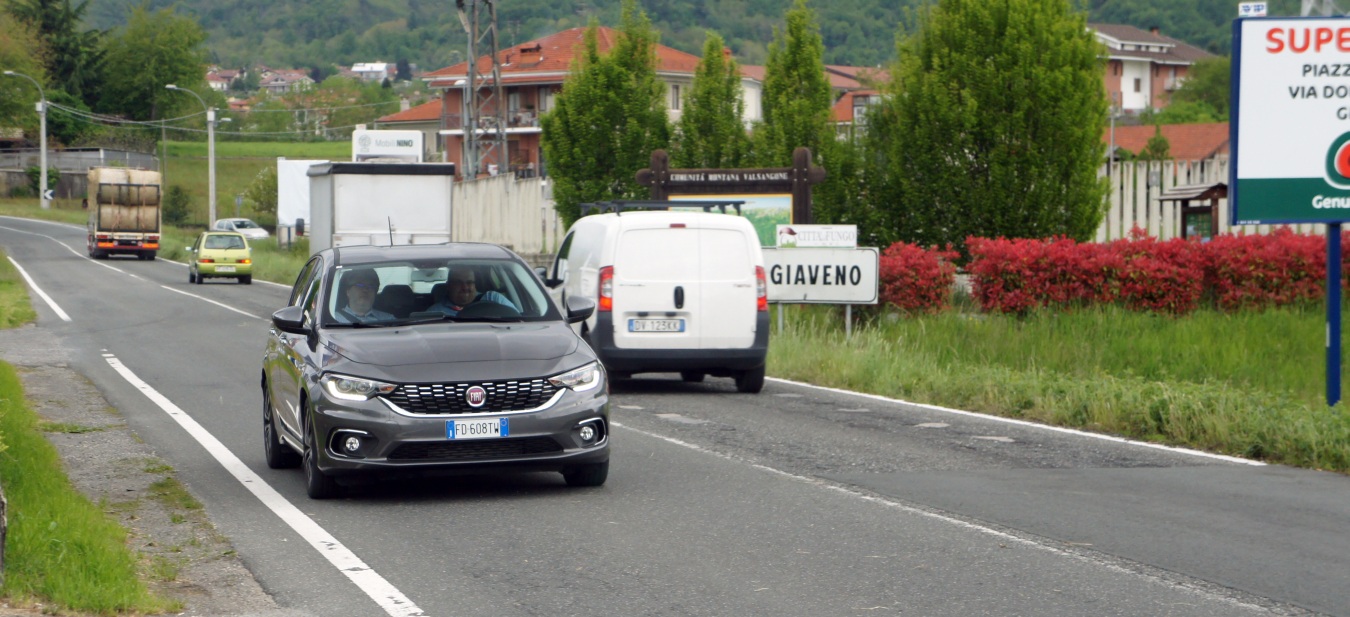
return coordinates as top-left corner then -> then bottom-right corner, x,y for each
334,269 -> 395,323
427,267 -> 517,316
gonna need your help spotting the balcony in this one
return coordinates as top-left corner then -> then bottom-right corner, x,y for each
440,111 -> 541,133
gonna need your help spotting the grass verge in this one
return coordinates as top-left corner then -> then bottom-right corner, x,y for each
0,362 -> 178,613
769,304 -> 1350,472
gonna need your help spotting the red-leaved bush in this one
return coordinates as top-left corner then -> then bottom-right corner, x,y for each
878,227 -> 1350,317
879,241 -> 959,314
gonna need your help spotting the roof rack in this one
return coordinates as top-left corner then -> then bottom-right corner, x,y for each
578,200 -> 745,217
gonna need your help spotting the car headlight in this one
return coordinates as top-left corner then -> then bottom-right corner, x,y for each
322,374 -> 397,401
549,362 -> 603,392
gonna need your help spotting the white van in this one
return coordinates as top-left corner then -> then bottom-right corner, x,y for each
543,209 -> 769,392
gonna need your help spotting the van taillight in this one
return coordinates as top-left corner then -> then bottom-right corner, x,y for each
755,266 -> 767,312
598,266 -> 614,312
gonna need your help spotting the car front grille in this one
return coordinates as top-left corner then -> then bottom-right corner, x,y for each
384,378 -> 559,414
387,436 -> 563,461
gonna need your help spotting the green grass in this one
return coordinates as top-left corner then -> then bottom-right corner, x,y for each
0,362 -> 179,614
0,250 -> 38,328
769,304 -> 1350,472
161,140 -> 349,227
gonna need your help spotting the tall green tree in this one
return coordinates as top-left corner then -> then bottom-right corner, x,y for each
752,0 -> 833,167
0,12 -> 47,132
5,0 -> 104,104
672,31 -> 749,169
540,0 -> 671,226
879,0 -> 1108,250
99,4 -> 207,121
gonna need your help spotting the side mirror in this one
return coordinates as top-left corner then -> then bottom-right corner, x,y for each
565,295 -> 595,324
534,266 -> 547,279
271,305 -> 310,335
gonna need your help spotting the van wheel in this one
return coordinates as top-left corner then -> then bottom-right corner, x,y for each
562,460 -> 609,487
735,366 -> 765,393
680,371 -> 704,383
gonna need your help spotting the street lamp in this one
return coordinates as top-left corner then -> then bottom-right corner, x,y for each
166,84 -> 216,225
3,70 -> 49,209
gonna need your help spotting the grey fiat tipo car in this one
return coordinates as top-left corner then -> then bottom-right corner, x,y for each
261,243 -> 609,499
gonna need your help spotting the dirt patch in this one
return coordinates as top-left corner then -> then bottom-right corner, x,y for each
0,324 -> 301,617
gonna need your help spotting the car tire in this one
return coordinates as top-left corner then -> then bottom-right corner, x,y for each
562,460 -> 609,487
735,365 -> 765,394
263,387 -> 300,469
680,371 -> 704,383
194,269 -> 204,284
303,415 -> 341,499
188,268 -> 197,284
240,275 -> 252,285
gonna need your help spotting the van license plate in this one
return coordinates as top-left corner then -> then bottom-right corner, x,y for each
448,418 -> 508,439
629,319 -> 685,332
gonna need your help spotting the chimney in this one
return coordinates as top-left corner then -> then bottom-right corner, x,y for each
1150,26 -> 1160,36
723,47 -> 732,59
400,98 -> 410,112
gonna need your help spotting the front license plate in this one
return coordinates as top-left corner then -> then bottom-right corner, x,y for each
629,319 -> 685,332
216,265 -> 236,273
447,417 -> 509,439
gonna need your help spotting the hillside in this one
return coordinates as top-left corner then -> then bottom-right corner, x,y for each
77,0 -> 1305,78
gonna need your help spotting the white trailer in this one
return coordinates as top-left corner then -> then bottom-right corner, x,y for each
306,162 -> 456,255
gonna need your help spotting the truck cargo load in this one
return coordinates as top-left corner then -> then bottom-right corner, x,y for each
87,167 -> 162,260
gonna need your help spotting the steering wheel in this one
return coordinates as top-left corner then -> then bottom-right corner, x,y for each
457,301 -> 522,318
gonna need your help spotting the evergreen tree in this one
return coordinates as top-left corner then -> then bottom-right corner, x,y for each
672,31 -> 749,169
1140,125 -> 1170,161
540,0 -> 671,226
0,12 -> 48,132
752,0 -> 833,167
879,0 -> 1108,250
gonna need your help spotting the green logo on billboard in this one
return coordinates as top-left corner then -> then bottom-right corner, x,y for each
1326,132 -> 1350,188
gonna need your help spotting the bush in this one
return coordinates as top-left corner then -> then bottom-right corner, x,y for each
25,165 -> 59,196
878,241 -> 959,314
163,185 -> 192,225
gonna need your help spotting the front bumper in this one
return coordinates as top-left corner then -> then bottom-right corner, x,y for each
311,387 -> 609,476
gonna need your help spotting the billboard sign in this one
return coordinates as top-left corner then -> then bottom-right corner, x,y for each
352,129 -> 424,163
1232,17 -> 1350,224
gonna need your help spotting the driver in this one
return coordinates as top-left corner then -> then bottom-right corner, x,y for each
334,269 -> 395,323
428,267 -> 517,316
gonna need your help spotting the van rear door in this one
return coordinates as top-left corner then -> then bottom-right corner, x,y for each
611,218 -> 757,351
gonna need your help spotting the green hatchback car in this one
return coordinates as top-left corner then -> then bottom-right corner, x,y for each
188,231 -> 253,284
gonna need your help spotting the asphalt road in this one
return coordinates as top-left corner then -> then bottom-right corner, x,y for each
3,215 -> 1348,617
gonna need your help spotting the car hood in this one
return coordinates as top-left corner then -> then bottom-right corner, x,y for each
325,322 -> 580,367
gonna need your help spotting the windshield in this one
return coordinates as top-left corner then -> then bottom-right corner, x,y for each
322,258 -> 557,326
235,219 -> 260,229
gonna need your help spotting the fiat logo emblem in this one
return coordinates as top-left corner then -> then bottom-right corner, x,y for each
465,385 -> 488,408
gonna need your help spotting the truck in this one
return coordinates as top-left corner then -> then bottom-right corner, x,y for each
86,167 -> 162,260
305,161 -> 456,256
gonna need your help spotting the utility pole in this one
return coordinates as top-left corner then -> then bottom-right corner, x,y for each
4,71 -> 49,209
456,0 -> 507,178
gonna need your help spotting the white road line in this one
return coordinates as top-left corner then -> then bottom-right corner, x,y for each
610,421 -> 1269,613
160,285 -> 266,320
767,376 -> 1265,466
5,256 -> 71,321
103,355 -> 427,617
1,222 -> 271,318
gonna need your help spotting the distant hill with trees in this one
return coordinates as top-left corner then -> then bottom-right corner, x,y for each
71,0 -> 1306,80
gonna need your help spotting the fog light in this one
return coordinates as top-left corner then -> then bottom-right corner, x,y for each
579,425 -> 596,442
344,436 -> 362,453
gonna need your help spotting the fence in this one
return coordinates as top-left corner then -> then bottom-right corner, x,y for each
1,148 -> 158,200
450,173 -> 563,265
1098,156 -> 1327,242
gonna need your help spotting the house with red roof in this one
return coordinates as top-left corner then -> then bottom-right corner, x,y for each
373,98 -> 444,161
1104,122 -> 1229,160
1092,23 -> 1216,115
